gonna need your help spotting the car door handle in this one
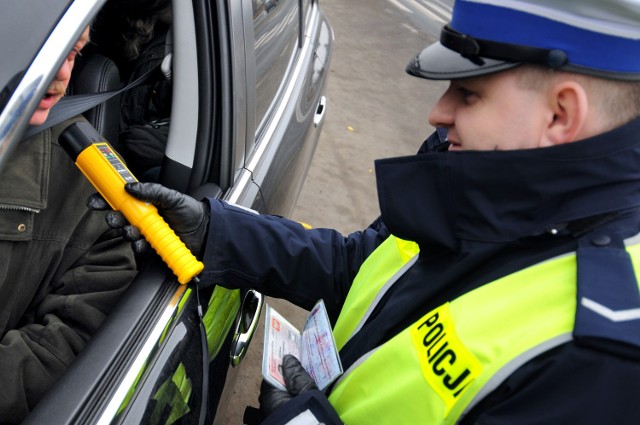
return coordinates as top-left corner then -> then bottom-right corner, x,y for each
230,290 -> 264,367
313,96 -> 327,127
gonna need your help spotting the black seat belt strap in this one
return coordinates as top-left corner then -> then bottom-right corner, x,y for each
22,64 -> 163,140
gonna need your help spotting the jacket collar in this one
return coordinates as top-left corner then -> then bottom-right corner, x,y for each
375,118 -> 640,251
0,128 -> 50,210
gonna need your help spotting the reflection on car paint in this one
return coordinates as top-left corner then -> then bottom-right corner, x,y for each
97,284 -> 189,424
204,286 -> 242,360
149,361 -> 192,423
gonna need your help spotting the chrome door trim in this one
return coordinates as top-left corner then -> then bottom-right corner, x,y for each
227,0 -> 250,182
95,284 -> 188,425
230,290 -> 264,366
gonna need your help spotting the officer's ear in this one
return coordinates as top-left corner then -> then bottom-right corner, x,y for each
543,79 -> 590,145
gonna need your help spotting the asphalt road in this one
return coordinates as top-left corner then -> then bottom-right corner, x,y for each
222,0 -> 450,422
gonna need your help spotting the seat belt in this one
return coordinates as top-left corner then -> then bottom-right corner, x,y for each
22,63 -> 164,140
22,23 -> 174,141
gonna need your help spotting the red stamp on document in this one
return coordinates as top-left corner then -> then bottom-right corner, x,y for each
271,317 -> 280,332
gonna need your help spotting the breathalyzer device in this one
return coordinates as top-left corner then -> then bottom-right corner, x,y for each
59,121 -> 204,284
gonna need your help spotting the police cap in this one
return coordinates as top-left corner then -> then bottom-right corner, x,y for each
407,0 -> 640,81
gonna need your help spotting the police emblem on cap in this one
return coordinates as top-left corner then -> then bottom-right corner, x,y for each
407,0 -> 640,81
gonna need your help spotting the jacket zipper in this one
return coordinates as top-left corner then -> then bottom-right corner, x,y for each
0,205 -> 40,214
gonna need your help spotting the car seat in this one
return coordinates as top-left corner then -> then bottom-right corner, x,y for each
68,52 -> 122,147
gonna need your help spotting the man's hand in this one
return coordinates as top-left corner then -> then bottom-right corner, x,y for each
87,182 -> 210,257
259,354 -> 318,418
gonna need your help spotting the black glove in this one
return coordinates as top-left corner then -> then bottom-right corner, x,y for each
87,182 -> 210,257
258,354 -> 318,418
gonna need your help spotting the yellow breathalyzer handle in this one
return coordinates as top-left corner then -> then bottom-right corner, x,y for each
59,121 -> 204,284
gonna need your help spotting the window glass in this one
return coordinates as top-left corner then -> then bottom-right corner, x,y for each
251,0 -> 300,132
0,0 -> 72,114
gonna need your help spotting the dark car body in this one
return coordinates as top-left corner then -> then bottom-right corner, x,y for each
0,0 -> 332,423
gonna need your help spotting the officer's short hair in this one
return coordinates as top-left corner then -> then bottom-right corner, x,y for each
513,65 -> 640,126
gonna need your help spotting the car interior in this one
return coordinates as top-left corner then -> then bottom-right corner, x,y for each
66,0 -> 222,198
68,0 -> 175,180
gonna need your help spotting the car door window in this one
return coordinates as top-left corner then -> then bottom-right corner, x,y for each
251,0 -> 300,136
0,0 -> 72,114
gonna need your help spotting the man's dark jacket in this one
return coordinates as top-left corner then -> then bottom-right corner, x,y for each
202,118 -> 640,424
0,117 -> 137,422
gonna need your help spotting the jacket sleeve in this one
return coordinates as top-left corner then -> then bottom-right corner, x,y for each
201,200 -> 389,322
0,228 -> 137,422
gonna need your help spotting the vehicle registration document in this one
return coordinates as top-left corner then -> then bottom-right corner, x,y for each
262,299 -> 343,391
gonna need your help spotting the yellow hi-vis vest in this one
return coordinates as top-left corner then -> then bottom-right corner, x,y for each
327,235 -> 640,424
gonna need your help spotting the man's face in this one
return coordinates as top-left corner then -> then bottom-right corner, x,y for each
29,27 -> 90,126
428,69 -> 552,151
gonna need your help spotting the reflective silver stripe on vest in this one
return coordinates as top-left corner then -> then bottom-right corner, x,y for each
457,233 -> 640,421
333,346 -> 377,390
457,333 -> 572,424
343,253 -> 419,347
625,232 -> 640,247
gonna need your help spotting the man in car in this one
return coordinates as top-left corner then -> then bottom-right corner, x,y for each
101,0 -> 640,423
0,27 -> 137,422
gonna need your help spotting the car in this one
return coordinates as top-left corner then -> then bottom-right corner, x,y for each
0,0 -> 333,423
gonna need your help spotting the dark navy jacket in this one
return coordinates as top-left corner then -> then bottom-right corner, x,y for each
201,118 -> 640,424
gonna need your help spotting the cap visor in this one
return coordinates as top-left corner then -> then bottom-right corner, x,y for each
406,42 -> 520,80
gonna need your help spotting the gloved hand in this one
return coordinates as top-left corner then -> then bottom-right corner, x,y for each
258,354 -> 318,418
87,182 -> 210,257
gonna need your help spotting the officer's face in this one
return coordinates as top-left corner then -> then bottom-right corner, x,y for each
428,69 -> 553,151
29,27 -> 90,126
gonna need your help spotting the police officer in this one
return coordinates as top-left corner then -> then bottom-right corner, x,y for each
98,0 -> 640,423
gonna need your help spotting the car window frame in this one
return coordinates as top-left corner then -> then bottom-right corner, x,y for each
251,0 -> 302,141
11,0 -> 333,421
17,1 -> 243,423
0,0 -> 103,176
